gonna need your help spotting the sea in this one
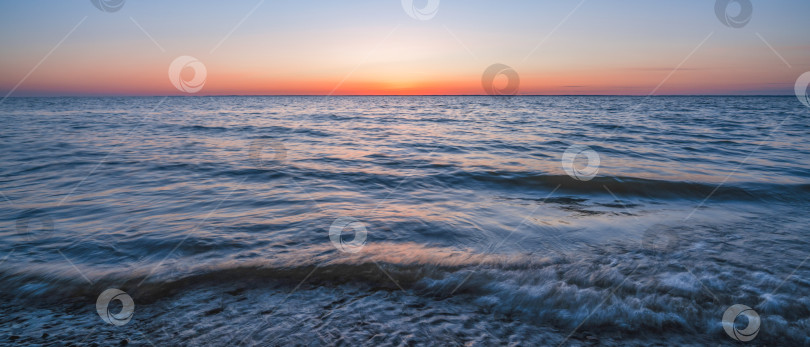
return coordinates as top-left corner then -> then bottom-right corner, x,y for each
1,96 -> 809,346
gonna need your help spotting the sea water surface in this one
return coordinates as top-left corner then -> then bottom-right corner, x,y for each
1,96 -> 809,345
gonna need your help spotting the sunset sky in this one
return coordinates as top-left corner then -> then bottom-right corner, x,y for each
1,0 -> 808,96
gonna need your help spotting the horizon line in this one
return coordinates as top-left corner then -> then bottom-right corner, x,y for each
3,94 -> 797,98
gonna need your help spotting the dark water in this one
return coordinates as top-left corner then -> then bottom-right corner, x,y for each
1,96 -> 809,346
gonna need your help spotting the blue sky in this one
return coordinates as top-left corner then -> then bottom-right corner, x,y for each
1,0 -> 808,95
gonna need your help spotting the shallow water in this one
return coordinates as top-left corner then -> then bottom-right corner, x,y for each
1,96 -> 809,345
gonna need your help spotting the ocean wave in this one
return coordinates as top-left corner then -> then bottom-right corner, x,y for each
443,172 -> 810,202
1,242 -> 808,344
207,162 -> 810,202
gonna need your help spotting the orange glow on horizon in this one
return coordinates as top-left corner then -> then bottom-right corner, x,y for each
1,1 -> 807,97
5,66 -> 794,96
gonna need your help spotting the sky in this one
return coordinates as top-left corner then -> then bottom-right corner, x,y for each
0,0 -> 808,96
